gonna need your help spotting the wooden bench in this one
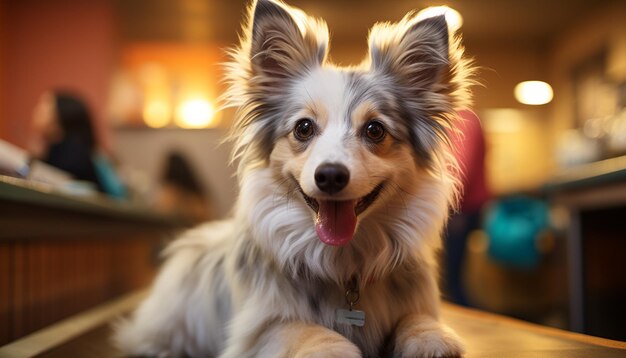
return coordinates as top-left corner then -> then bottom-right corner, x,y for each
1,290 -> 624,357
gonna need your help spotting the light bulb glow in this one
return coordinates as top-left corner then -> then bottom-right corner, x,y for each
514,81 -> 554,105
143,101 -> 170,128
175,99 -> 215,128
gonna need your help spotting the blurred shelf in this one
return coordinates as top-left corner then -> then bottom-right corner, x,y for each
0,175 -> 186,232
544,155 -> 626,193
542,156 -> 626,341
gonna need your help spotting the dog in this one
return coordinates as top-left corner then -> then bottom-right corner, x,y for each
114,0 -> 474,356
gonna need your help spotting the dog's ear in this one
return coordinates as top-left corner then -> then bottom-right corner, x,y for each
369,15 -> 449,92
225,0 -> 330,169
367,14 -> 475,165
249,0 -> 327,78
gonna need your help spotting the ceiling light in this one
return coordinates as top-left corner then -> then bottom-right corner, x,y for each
514,81 -> 554,105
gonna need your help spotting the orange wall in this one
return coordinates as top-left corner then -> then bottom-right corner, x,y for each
0,0 -> 6,140
0,0 -> 115,149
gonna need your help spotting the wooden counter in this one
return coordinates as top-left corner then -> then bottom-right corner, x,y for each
0,291 -> 624,357
0,175 -> 185,238
0,175 -> 188,345
543,156 -> 626,341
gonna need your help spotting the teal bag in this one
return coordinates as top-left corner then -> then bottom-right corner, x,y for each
485,196 -> 549,270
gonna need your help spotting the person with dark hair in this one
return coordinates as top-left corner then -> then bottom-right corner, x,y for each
157,150 -> 214,223
29,90 -> 125,197
162,152 -> 205,197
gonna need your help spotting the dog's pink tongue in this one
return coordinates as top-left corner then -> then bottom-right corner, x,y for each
315,200 -> 357,246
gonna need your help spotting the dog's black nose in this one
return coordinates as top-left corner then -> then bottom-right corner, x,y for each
315,163 -> 350,194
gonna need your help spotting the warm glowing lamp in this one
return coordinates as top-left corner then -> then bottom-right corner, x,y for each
143,101 -> 171,128
415,6 -> 463,32
514,81 -> 554,105
175,99 -> 216,129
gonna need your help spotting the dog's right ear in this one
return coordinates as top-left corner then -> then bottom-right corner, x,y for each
249,0 -> 328,78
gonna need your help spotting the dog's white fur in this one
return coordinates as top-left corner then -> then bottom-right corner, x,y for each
114,0 -> 474,357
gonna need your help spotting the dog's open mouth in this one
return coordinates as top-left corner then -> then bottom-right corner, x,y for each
293,178 -> 384,247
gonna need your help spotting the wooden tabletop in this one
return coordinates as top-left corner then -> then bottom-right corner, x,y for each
440,304 -> 625,357
1,291 -> 624,357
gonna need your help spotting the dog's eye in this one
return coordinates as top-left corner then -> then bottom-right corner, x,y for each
294,118 -> 315,141
364,120 -> 386,143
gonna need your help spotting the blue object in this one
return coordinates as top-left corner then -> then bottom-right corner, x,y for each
485,196 -> 549,270
93,153 -> 127,199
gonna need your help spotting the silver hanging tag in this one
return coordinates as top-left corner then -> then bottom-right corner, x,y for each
336,279 -> 365,326
336,308 -> 365,326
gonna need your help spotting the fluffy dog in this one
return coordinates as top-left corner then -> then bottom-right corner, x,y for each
115,0 -> 474,356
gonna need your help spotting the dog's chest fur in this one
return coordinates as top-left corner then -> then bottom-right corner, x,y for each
225,230 -> 426,357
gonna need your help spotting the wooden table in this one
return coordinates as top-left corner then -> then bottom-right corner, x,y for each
1,291 -> 624,358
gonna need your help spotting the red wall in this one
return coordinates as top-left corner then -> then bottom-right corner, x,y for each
0,0 -> 7,140
1,0 -> 115,149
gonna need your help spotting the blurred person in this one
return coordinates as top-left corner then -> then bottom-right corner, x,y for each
156,150 -> 214,223
28,90 -> 126,197
444,110 -> 490,306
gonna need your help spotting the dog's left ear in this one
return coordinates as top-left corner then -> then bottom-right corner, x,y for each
369,14 -> 449,93
368,14 -> 474,165
249,0 -> 328,78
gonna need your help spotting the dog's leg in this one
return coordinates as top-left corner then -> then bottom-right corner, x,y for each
391,258 -> 464,358
221,321 -> 361,358
393,315 -> 464,358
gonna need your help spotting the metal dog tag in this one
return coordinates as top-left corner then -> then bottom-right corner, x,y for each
336,308 -> 365,327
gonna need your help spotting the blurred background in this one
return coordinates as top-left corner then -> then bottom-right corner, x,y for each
0,0 -> 625,346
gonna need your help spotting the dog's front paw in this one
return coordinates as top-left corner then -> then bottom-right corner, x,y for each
394,317 -> 464,358
293,336 -> 361,358
294,341 -> 361,358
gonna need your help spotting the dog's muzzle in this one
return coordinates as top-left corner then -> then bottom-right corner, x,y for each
291,175 -> 384,246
